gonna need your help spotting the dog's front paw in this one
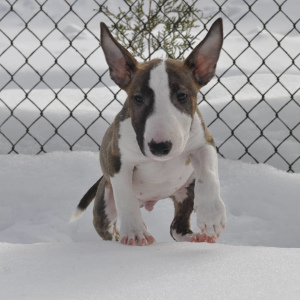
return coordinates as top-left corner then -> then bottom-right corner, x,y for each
195,198 -> 226,238
120,221 -> 155,246
172,231 -> 217,243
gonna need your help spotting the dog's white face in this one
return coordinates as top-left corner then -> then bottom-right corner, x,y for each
143,60 -> 193,161
100,20 -> 223,160
128,59 -> 197,161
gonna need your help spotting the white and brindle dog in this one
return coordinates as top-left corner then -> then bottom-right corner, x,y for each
70,18 -> 226,246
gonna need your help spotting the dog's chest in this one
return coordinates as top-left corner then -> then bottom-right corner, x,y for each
132,155 -> 193,202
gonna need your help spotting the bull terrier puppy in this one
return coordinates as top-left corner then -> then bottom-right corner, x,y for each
70,18 -> 226,246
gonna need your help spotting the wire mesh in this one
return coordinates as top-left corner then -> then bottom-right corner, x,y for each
0,0 -> 299,172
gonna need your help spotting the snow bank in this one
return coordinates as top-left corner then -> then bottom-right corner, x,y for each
0,152 -> 299,247
1,242 -> 300,300
0,151 -> 300,299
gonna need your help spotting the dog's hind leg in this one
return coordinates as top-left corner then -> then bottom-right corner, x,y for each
170,178 -> 215,243
93,177 -> 119,241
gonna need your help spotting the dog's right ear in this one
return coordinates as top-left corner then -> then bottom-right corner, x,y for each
101,22 -> 138,89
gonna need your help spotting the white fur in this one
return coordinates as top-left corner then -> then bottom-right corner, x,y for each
110,164 -> 149,242
109,69 -> 225,241
172,173 -> 195,203
69,207 -> 84,223
144,60 -> 192,160
118,118 -> 194,202
109,119 -> 150,242
190,144 -> 226,237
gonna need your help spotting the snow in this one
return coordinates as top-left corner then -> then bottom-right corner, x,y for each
1,0 -> 300,298
1,152 -> 300,247
1,152 -> 300,298
1,242 -> 300,300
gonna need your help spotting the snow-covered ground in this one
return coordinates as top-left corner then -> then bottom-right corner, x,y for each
0,152 -> 300,299
1,243 -> 300,300
1,0 -> 300,299
1,152 -> 300,247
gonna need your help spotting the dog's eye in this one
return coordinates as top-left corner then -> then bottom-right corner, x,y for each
177,93 -> 188,103
134,95 -> 144,104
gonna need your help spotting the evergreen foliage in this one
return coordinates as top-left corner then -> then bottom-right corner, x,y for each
101,0 -> 204,60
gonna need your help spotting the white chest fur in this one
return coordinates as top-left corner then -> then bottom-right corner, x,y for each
132,154 -> 194,202
117,112 -> 206,204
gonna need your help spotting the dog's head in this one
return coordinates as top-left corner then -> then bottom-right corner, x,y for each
101,19 -> 223,161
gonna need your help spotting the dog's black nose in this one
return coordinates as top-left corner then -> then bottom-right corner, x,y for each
148,140 -> 172,156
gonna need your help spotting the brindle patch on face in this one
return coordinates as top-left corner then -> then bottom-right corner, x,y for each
126,59 -> 162,155
165,59 -> 199,118
100,60 -> 163,176
166,59 -> 216,148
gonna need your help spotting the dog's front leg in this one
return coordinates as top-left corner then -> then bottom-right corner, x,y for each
190,145 -> 226,240
110,163 -> 155,246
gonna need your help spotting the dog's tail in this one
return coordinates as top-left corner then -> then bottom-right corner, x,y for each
69,177 -> 102,222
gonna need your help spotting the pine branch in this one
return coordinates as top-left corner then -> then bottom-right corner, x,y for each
102,0 -> 206,61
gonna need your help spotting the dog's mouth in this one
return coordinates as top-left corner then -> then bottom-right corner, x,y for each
147,153 -> 174,162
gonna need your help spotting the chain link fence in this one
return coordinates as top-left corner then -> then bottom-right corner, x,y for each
0,0 -> 299,172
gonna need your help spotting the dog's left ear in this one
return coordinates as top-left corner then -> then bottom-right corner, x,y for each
185,18 -> 223,86
101,22 -> 138,89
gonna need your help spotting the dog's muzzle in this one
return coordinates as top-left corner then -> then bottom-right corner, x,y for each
148,140 -> 172,157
